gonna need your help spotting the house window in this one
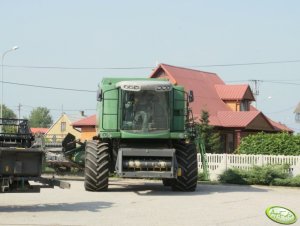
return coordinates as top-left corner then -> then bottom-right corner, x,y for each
61,122 -> 66,132
296,113 -> 300,123
240,100 -> 249,111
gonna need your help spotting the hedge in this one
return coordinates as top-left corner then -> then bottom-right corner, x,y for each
219,164 -> 300,187
237,132 -> 300,155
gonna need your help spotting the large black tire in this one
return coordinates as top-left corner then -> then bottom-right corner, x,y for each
172,142 -> 198,191
84,140 -> 110,191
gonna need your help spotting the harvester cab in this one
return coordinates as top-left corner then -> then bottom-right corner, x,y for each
84,78 -> 198,192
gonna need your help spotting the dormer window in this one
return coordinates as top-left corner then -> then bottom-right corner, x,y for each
240,100 -> 250,111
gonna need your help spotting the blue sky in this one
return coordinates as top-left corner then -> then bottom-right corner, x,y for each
1,1 -> 300,132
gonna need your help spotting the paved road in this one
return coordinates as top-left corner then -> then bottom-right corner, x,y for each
0,179 -> 299,226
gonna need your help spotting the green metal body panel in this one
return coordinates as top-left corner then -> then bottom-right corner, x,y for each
97,77 -> 187,139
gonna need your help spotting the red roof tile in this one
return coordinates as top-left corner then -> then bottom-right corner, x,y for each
31,128 -> 49,134
151,64 -> 231,117
215,84 -> 255,101
268,118 -> 293,132
72,115 -> 96,127
217,111 -> 260,127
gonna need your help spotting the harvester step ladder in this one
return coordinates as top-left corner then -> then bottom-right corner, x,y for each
197,137 -> 210,181
1,178 -> 10,192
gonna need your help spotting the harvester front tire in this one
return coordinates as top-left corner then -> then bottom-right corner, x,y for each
172,142 -> 198,192
84,140 -> 110,191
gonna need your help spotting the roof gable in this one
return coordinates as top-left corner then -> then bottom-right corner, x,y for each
215,84 -> 255,101
45,113 -> 81,138
217,111 -> 274,130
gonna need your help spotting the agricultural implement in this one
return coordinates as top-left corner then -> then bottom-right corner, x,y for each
0,118 -> 70,192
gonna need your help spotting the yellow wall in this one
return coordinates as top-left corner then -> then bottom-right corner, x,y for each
46,114 -> 81,141
225,101 -> 239,111
80,127 -> 96,141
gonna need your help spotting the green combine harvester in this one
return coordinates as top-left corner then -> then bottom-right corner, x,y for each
64,78 -> 199,191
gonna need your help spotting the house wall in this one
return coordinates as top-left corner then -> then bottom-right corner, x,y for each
224,100 -> 252,112
80,127 -> 96,141
46,114 -> 81,141
220,130 -> 260,153
220,131 -> 235,153
224,101 -> 239,111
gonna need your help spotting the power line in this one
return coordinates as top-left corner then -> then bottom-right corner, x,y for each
2,59 -> 300,70
189,60 -> 300,68
3,64 -> 153,70
226,79 -> 300,83
265,105 -> 297,114
2,80 -> 96,93
263,81 -> 300,86
20,104 -> 96,112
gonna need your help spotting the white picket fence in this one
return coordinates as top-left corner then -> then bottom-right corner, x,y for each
197,154 -> 300,181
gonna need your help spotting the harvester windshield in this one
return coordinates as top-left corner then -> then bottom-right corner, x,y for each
121,89 -> 170,133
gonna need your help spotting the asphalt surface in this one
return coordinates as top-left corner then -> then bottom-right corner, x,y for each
0,178 -> 299,226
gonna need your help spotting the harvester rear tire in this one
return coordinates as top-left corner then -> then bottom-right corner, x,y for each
172,142 -> 198,192
84,140 -> 110,191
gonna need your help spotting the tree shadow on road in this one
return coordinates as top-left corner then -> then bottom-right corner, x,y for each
0,201 -> 113,212
108,180 -> 269,196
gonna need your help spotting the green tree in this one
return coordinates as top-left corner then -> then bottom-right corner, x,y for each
29,107 -> 53,128
0,105 -> 17,133
1,104 -> 17,119
195,110 -> 221,153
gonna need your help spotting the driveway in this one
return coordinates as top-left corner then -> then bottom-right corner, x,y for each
0,179 -> 299,226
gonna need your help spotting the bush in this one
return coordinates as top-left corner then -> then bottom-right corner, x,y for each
237,132 -> 300,155
219,168 -> 248,184
218,164 -> 298,186
272,175 -> 300,186
198,172 -> 210,181
245,164 -> 289,185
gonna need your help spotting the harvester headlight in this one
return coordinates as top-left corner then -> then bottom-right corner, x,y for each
122,84 -> 141,91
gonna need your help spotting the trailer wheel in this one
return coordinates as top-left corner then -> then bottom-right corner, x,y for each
172,142 -> 198,191
84,140 -> 110,191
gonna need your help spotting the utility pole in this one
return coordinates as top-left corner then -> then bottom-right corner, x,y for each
249,80 -> 262,108
18,103 -> 22,119
294,102 -> 300,123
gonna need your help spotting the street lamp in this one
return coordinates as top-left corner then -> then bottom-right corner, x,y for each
1,46 -> 19,132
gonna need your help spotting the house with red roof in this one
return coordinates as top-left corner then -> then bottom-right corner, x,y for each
150,64 -> 292,153
72,115 -> 96,141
